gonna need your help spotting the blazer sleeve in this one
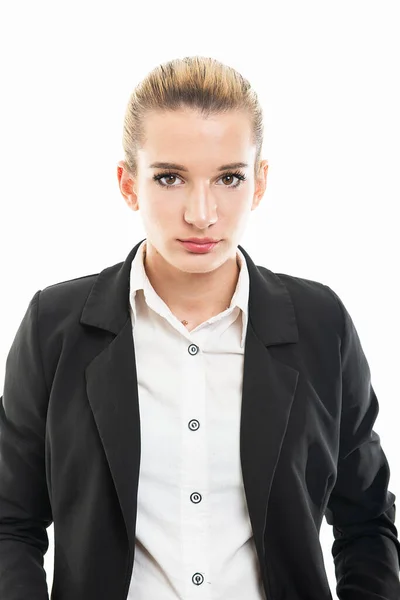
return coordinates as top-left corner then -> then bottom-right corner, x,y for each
323,286 -> 400,599
0,290 -> 52,599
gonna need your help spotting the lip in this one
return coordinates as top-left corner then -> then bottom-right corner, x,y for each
179,240 -> 220,254
179,238 -> 221,244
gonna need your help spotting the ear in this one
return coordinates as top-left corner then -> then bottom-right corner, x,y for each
117,160 -> 139,211
251,160 -> 268,211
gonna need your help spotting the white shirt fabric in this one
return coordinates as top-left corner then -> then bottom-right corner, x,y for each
127,239 -> 267,599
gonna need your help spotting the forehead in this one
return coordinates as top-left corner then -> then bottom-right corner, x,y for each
139,108 -> 254,164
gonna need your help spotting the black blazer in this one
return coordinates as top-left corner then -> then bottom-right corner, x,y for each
1,238 -> 399,600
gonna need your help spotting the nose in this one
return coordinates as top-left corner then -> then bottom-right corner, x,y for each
184,189 -> 218,228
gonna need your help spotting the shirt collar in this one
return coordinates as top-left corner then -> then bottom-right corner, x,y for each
129,239 -> 249,348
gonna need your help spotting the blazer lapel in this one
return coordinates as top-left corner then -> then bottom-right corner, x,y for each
81,239 -> 300,571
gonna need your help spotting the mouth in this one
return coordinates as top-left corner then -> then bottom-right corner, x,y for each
178,240 -> 220,254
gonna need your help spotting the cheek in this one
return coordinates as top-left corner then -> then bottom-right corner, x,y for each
142,200 -> 176,232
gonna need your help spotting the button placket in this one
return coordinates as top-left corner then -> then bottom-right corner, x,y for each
186,342 -> 207,588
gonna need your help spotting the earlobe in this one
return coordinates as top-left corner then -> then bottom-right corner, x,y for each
125,187 -> 139,212
129,199 -> 140,212
122,193 -> 139,212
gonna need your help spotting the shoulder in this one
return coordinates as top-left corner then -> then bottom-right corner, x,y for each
38,271 -> 100,320
261,266 -> 344,337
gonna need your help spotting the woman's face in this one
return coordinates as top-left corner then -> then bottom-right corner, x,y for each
118,107 -> 268,275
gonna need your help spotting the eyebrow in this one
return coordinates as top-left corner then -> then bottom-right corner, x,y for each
149,161 -> 249,172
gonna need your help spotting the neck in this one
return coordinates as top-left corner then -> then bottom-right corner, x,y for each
143,243 -> 240,316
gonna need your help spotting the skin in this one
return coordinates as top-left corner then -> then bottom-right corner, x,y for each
117,107 -> 268,328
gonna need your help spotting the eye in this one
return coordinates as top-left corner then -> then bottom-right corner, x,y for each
152,170 -> 247,190
152,172 -> 183,188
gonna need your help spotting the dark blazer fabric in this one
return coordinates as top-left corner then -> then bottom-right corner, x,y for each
1,238 -> 399,600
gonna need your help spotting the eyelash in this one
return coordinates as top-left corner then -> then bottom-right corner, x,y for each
152,169 -> 247,190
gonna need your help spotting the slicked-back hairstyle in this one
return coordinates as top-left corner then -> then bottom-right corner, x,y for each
122,56 -> 265,180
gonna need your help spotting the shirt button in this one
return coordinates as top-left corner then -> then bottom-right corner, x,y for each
190,492 -> 202,504
188,419 -> 200,431
188,343 -> 199,355
192,573 -> 204,586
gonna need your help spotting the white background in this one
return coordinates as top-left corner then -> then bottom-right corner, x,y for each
0,1 -> 399,597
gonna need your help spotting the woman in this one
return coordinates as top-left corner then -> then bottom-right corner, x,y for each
0,56 -> 399,600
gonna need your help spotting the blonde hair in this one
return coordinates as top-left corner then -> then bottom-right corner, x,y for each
122,56 -> 265,180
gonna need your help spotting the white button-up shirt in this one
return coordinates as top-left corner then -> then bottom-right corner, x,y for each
127,239 -> 267,599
